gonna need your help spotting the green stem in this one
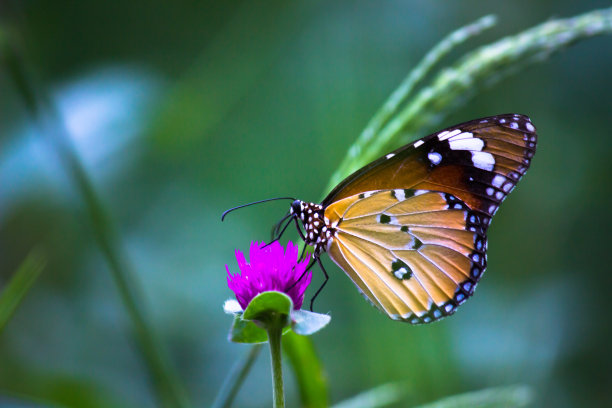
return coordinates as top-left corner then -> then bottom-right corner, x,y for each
267,323 -> 285,408
212,344 -> 263,408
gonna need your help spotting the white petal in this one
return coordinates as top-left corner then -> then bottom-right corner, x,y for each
223,299 -> 243,314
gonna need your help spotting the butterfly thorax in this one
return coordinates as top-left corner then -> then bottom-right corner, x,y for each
290,200 -> 334,254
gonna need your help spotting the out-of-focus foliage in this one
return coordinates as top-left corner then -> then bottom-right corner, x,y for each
1,1 -> 612,407
0,251 -> 45,334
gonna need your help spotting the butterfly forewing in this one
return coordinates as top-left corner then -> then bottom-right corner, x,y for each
323,114 -> 537,228
325,189 -> 487,323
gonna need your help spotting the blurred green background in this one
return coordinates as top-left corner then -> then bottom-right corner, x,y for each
1,1 -> 611,407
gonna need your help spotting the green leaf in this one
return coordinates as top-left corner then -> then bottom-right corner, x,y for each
283,332 -> 328,408
413,384 -> 533,408
0,250 -> 45,334
228,315 -> 270,344
332,381 -> 410,408
290,309 -> 331,336
242,291 -> 293,328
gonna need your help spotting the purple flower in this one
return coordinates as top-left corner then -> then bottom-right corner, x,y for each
226,241 -> 312,310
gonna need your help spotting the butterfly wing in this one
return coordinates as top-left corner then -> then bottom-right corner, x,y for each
325,189 -> 487,323
322,114 -> 537,228
320,114 -> 536,322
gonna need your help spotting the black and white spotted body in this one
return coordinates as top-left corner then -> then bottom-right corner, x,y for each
290,200 -> 333,255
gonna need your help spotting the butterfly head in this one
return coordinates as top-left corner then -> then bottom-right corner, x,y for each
290,200 -> 334,253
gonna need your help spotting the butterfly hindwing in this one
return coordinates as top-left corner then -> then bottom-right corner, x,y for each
325,189 -> 487,324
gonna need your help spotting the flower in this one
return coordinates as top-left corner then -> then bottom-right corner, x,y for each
226,241 -> 312,310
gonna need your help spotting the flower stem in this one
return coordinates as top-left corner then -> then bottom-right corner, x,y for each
267,323 -> 285,408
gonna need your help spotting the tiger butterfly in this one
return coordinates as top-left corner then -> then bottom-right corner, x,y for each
282,114 -> 537,324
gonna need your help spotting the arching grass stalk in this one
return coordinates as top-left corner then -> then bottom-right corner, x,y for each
326,6 -> 612,192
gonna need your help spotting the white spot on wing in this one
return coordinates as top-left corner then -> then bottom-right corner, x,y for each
492,174 -> 505,188
386,153 -> 395,159
428,152 -> 442,165
449,136 -> 484,151
471,151 -> 495,171
413,140 -> 424,148
526,122 -> 535,132
510,122 -> 519,129
394,189 -> 406,201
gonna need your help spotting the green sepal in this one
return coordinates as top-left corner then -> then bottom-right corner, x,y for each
242,291 -> 293,327
227,291 -> 292,343
290,309 -> 331,336
228,315 -> 269,343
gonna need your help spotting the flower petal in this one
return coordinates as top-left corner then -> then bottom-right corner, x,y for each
225,240 -> 312,310
223,299 -> 243,314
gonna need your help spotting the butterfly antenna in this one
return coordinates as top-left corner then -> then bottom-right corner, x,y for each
221,197 -> 295,221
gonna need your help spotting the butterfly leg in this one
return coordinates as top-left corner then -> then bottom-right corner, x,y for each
293,217 -> 306,241
309,257 -> 329,312
287,257 -> 316,291
299,243 -> 308,262
262,216 -> 295,249
270,212 -> 291,241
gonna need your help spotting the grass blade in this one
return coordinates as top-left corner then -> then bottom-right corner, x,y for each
413,384 -> 533,408
327,7 -> 612,192
0,251 -> 46,334
332,382 -> 410,408
212,344 -> 263,408
282,332 -> 328,408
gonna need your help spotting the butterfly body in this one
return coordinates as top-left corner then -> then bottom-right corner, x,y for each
289,114 -> 537,324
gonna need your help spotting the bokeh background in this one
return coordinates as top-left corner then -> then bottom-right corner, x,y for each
1,1 -> 611,407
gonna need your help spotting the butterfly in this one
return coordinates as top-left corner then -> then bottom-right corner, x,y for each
278,114 -> 537,324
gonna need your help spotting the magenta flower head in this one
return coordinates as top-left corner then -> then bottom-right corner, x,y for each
226,240 -> 312,310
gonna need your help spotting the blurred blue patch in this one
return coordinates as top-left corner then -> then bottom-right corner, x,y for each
0,66 -> 160,217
